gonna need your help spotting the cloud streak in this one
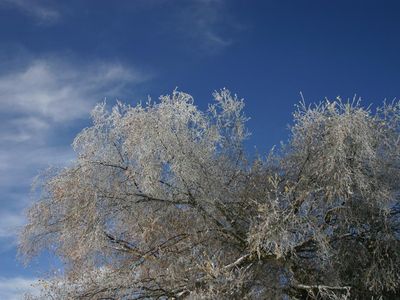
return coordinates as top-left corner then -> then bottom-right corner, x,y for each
177,0 -> 237,54
0,210 -> 26,252
0,0 -> 60,23
0,57 -> 149,254
0,57 -> 148,180
0,211 -> 25,239
0,59 -> 146,122
0,276 -> 39,300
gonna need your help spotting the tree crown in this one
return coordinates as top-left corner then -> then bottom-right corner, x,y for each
20,90 -> 400,299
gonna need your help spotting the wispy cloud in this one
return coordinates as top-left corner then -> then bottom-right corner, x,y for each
0,211 -> 25,239
0,210 -> 26,252
0,57 -> 149,251
176,0 -> 237,54
0,146 -> 74,253
0,146 -> 74,189
0,276 -> 39,300
0,57 -> 147,181
0,117 -> 49,143
0,0 -> 60,23
0,59 -> 146,122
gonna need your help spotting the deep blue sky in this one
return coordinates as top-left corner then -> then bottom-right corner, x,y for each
1,0 -> 400,298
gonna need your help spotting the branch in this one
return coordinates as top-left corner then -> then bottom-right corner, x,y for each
293,283 -> 351,291
88,161 -> 128,170
132,193 -> 187,205
223,253 -> 251,270
104,232 -> 143,256
99,192 -> 187,206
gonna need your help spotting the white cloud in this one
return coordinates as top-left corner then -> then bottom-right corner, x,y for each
0,211 -> 25,239
0,145 -> 74,189
0,57 -> 146,190
0,0 -> 59,23
0,277 -> 39,300
0,210 -> 26,252
0,117 -> 49,143
0,57 -> 149,250
177,0 -> 235,53
0,59 -> 146,122
203,30 -> 232,48
0,146 -> 74,252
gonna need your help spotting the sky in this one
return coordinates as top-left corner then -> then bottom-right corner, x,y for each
1,0 -> 400,298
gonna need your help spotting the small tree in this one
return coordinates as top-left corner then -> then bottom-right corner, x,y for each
20,90 -> 400,299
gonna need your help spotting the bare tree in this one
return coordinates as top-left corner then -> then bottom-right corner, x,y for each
20,90 -> 400,299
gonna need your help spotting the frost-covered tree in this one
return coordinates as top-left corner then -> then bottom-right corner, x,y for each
20,90 -> 400,299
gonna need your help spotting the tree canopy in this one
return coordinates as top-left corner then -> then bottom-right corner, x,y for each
20,89 -> 400,299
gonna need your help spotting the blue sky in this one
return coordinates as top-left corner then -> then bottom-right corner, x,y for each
1,0 -> 400,298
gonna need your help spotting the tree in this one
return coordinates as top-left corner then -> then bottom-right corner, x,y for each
20,89 -> 400,299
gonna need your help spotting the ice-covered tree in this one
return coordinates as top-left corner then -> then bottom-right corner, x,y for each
20,90 -> 400,299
